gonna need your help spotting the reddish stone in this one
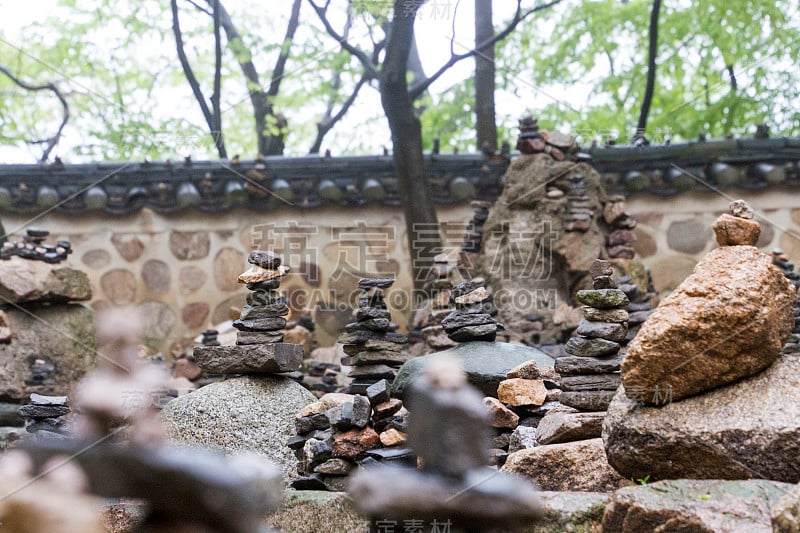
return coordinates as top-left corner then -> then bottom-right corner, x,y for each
182,302 -> 210,328
169,230 -> 210,260
483,397 -> 519,429
100,269 -> 137,305
373,398 -> 403,420
332,427 -> 380,460
142,259 -> 171,293
606,229 -> 636,247
111,234 -> 145,262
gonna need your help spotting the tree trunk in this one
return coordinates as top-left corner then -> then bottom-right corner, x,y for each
474,0 -> 497,152
381,0 -> 441,293
637,0 -> 661,135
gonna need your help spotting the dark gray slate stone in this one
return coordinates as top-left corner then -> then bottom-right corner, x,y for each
564,336 -> 621,357
449,323 -> 498,342
576,319 -> 628,342
560,390 -> 616,411
392,342 -> 554,398
248,250 -> 281,268
576,289 -> 629,309
193,343 -> 303,374
233,317 -> 287,332
358,277 -> 395,289
560,373 -> 621,392
17,404 -> 70,419
556,353 -> 624,376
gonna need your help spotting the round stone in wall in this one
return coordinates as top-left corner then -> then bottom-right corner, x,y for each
666,219 -> 709,255
111,234 -> 145,262
649,255 -> 698,292
100,268 -> 137,306
182,302 -> 210,329
779,231 -> 800,262
169,230 -> 210,261
179,265 -> 207,294
137,300 -> 176,352
142,259 -> 171,293
212,293 -> 247,324
214,247 -> 245,291
81,249 -> 111,269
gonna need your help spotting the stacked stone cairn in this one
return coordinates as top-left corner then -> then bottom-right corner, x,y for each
418,254 -> 459,352
602,196 -> 637,259
288,378 -> 412,492
0,227 -> 72,263
338,277 -> 409,394
773,248 -> 800,351
192,251 -> 303,376
515,116 -> 575,161
17,393 -> 71,439
618,272 -> 657,342
461,200 -> 491,255
441,280 -> 503,342
556,259 -> 629,413
564,173 -> 593,232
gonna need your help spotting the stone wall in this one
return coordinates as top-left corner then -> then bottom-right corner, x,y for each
627,188 -> 798,292
0,205 -> 473,353
4,187 -> 800,353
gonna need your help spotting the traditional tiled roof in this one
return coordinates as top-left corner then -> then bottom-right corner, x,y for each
0,154 -> 508,215
0,137 -> 798,214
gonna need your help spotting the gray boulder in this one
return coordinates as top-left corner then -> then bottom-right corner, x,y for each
392,341 -> 554,398
603,479 -> 793,533
0,256 -> 91,304
603,352 -> 800,482
161,376 -> 316,482
0,303 -> 96,401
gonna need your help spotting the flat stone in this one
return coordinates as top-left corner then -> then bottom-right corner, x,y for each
358,277 -> 395,289
239,302 -> 289,319
497,378 -> 547,407
622,246 -> 794,404
507,359 -> 559,381
0,256 -> 92,304
712,213 -> 761,246
448,323 -> 498,342
347,364 -> 397,380
561,373 -> 621,392
451,280 -> 484,298
341,351 -> 410,366
560,390 -> 616,411
483,397 -> 519,429
338,330 -> 407,345
248,250 -> 281,269
576,289 -> 629,309
246,279 -> 281,291
564,336 -> 620,357
233,317 -> 287,331
592,275 -> 614,289
345,318 -> 390,333
355,307 -> 391,321
30,393 -> 69,407
603,479 -> 792,533
502,438 -> 627,492
238,265 -> 288,284
236,331 -> 284,345
453,287 -> 490,306
576,319 -> 628,342
555,353 -> 624,376
193,343 -> 303,374
536,411 -> 605,445
342,338 -> 405,355
441,312 -> 494,333
583,307 -> 629,323
17,404 -> 70,419
160,375 -> 316,482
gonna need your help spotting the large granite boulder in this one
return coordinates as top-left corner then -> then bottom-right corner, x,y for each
0,304 -> 96,401
604,351 -> 800,482
622,245 -> 794,404
603,479 -> 793,533
391,341 -> 553,398
161,376 -> 316,482
0,256 -> 91,304
501,438 -> 627,492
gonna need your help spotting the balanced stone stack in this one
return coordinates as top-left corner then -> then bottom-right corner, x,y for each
564,173 -> 593,232
461,200 -> 491,254
18,393 -> 71,439
557,259 -> 629,412
419,254 -> 459,352
234,250 -> 290,345
0,227 -> 72,263
603,196 -> 637,259
442,280 -> 502,342
288,383 -> 411,492
192,251 -> 303,376
515,116 -> 575,161
772,249 -> 800,350
338,278 -> 409,394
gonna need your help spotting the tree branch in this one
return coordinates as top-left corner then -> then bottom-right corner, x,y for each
0,65 -> 69,162
307,0 -> 380,79
636,0 -> 661,133
309,74 -> 368,153
267,0 -> 302,97
409,0 -> 564,100
211,0 -> 226,157
171,0 -> 226,157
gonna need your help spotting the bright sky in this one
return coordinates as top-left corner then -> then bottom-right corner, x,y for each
0,1 -> 584,163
